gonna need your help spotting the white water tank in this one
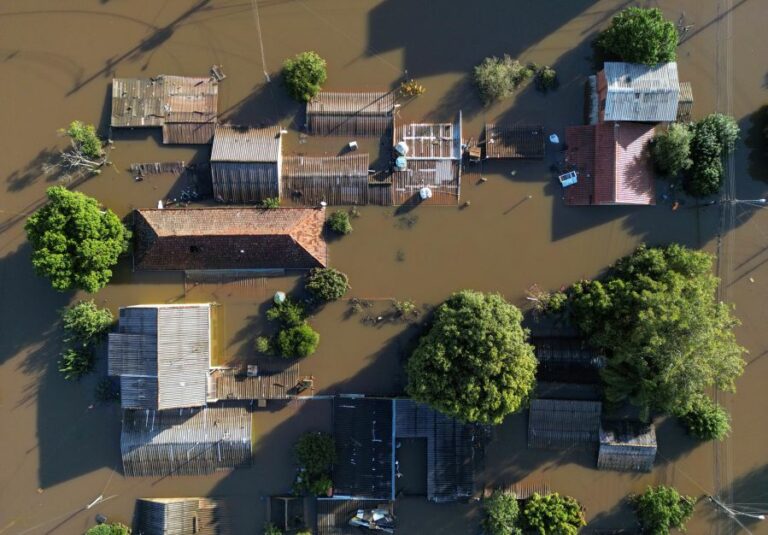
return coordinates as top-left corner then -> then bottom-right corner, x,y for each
419,187 -> 433,200
394,141 -> 409,156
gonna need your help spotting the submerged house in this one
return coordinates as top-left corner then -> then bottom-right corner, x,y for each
563,121 -> 656,206
111,75 -> 219,144
392,114 -> 462,205
282,154 -> 370,206
332,397 -> 476,503
533,337 -> 605,385
597,421 -> 657,472
133,207 -> 327,271
134,497 -> 227,535
592,62 -> 692,124
483,124 -> 546,159
307,91 -> 396,136
528,399 -> 602,450
211,125 -> 283,203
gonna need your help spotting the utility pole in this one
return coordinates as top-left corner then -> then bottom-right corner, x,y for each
708,495 -> 766,535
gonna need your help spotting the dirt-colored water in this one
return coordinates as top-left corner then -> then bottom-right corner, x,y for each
1,0 -> 766,533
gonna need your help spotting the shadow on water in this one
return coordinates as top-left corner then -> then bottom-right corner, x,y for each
584,499 -> 638,534
728,463 -> 768,528
744,104 -> 768,183
220,76 -> 301,130
5,147 -> 62,193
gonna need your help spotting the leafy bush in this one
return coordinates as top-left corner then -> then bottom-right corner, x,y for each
58,347 -> 94,380
632,485 -> 695,534
283,51 -> 328,102
534,66 -> 558,92
255,336 -> 272,354
483,490 -> 522,535
680,396 -> 731,441
306,268 -> 350,302
293,431 -> 335,495
565,244 -> 745,419
474,55 -> 532,104
327,210 -> 353,235
85,523 -> 131,535
596,7 -> 678,64
25,186 -> 130,292
684,114 -> 740,197
62,300 -> 113,347
522,493 -> 586,535
260,197 -> 280,209
652,123 -> 693,177
406,290 -> 537,424
400,79 -> 426,97
393,299 -> 418,319
267,299 -> 305,328
263,523 -> 282,535
277,324 -> 320,358
65,120 -> 103,160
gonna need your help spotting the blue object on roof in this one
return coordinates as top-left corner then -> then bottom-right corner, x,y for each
395,156 -> 407,171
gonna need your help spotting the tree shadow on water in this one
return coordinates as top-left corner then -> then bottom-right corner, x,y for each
220,76 -> 300,130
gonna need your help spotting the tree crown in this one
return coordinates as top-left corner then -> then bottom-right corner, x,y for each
597,7 -> 678,65
283,51 -> 328,102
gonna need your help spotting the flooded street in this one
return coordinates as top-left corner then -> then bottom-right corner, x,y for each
0,0 -> 766,533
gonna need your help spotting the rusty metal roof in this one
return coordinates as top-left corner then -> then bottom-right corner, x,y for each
211,125 -> 282,162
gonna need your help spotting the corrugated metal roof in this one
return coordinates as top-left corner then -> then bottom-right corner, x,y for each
134,208 -> 328,270
283,154 -> 369,178
307,92 -> 395,115
598,421 -> 657,472
392,160 -> 460,206
211,162 -> 279,203
207,365 -> 300,401
108,305 -> 211,410
397,122 -> 459,159
602,62 -> 680,122
211,125 -> 281,162
528,399 -> 602,450
121,406 -> 252,477
484,124 -> 546,159
135,498 -> 226,535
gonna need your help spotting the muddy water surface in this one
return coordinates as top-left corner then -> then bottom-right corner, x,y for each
0,1 -> 767,534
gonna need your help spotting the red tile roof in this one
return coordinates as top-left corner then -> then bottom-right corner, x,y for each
565,122 -> 655,206
134,207 -> 327,270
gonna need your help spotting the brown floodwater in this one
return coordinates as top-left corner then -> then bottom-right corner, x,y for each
1,0 -> 767,533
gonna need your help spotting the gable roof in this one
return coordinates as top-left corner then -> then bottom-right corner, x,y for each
211,125 -> 282,162
135,498 -> 226,535
528,399 -> 602,450
133,208 -> 327,271
306,91 -> 395,136
601,62 -> 680,122
108,304 -> 211,410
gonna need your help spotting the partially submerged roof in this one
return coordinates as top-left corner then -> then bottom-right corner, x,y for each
397,119 -> 461,159
306,91 -> 395,135
600,62 -> 680,122
111,75 -> 218,143
564,122 -> 656,206
283,154 -> 369,179
108,304 -> 211,410
211,125 -> 282,163
133,208 -> 327,271
483,124 -> 546,159
316,499 -> 395,535
134,498 -> 227,535
333,397 -> 394,500
528,399 -> 602,450
533,337 -> 605,384
121,406 -> 252,477
598,421 -> 657,473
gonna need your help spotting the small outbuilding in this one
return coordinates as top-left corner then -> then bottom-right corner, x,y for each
597,62 -> 683,123
307,91 -> 396,136
597,421 -> 657,472
111,75 -> 219,144
211,125 -> 283,203
134,497 -> 227,535
282,153 -> 370,205
528,399 -> 602,450
483,124 -> 546,159
133,207 -> 328,271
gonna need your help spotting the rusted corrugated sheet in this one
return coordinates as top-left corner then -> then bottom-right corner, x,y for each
367,183 -> 392,206
282,154 -> 369,205
598,421 -> 657,472
483,124 -> 546,159
307,91 -> 395,136
392,160 -> 459,205
111,78 -> 165,127
163,122 -> 215,144
207,365 -> 300,401
135,498 -> 227,535
121,406 -> 252,477
676,81 -> 694,122
211,162 -> 279,203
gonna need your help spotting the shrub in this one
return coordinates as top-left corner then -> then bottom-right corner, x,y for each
65,120 -> 103,160
483,490 -> 522,535
267,299 -> 305,328
293,431 -> 335,495
255,336 -> 272,354
392,299 -> 418,319
283,51 -> 328,102
277,324 -> 320,358
596,7 -> 678,64
406,290 -> 537,424
62,300 -> 113,347
632,485 -> 695,534
652,122 -> 693,177
534,66 -> 558,92
522,493 -> 586,535
400,79 -> 426,97
684,114 -> 740,197
680,396 -> 731,441
327,210 -> 353,235
58,347 -> 94,380
306,268 -> 350,302
25,186 -> 130,292
260,197 -> 280,209
474,55 -> 532,104
263,523 -> 282,535
85,523 -> 131,535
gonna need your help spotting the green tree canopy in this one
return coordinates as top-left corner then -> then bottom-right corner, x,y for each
293,431 -> 335,495
65,120 -> 103,160
684,114 -> 740,197
522,493 -> 586,535
596,7 -> 678,65
305,267 -> 349,302
483,490 -> 522,535
85,522 -> 131,535
277,323 -> 320,358
565,244 -> 745,418
282,51 -> 328,102
25,187 -> 130,292
632,485 -> 695,534
406,290 -> 537,424
473,55 -> 532,104
652,123 -> 693,177
326,210 -> 353,235
679,395 -> 731,441
62,300 -> 113,347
